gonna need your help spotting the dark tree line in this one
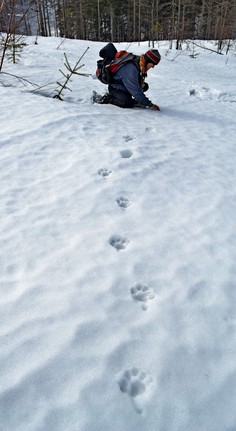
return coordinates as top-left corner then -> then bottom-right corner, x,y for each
1,0 -> 236,45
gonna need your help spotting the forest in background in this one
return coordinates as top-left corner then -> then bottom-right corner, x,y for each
0,0 -> 236,47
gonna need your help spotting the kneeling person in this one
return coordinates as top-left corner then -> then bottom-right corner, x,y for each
98,49 -> 161,111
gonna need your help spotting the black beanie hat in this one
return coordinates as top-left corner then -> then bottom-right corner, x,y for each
144,49 -> 161,65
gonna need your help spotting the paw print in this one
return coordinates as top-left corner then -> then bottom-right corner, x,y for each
109,235 -> 129,250
120,149 -> 133,159
116,196 -> 131,209
130,283 -> 155,310
98,168 -> 112,177
118,367 -> 153,413
123,135 -> 135,142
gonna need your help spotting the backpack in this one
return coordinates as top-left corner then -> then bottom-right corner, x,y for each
96,42 -> 138,85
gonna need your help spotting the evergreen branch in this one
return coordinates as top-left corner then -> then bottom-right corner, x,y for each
59,69 -> 69,79
74,64 -> 84,70
73,72 -> 91,77
64,52 -> 71,70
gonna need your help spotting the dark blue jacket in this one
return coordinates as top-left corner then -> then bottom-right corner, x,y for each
110,62 -> 152,107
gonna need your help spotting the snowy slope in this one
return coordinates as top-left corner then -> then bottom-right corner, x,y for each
0,37 -> 236,431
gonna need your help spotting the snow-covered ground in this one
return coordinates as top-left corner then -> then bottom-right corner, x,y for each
0,37 -> 236,431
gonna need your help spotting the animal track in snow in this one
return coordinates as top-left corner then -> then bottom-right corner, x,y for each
123,135 -> 135,142
130,283 -> 155,310
118,367 -> 153,413
189,86 -> 236,103
120,149 -> 133,159
109,235 -> 129,250
116,196 -> 131,209
98,168 -> 112,177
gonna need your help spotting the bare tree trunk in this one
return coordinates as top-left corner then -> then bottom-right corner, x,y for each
176,0 -> 181,49
36,0 -> 47,36
79,0 -> 85,39
150,0 -> 155,46
110,3 -> 114,41
61,0 -> 67,37
46,0 -> 52,36
133,0 -> 136,40
97,0 -> 100,40
169,0 -> 176,48
138,0 -> 141,43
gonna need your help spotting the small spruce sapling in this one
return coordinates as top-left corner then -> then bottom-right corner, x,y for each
5,34 -> 27,64
54,47 -> 91,100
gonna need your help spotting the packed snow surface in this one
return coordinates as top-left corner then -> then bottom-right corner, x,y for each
0,37 -> 236,431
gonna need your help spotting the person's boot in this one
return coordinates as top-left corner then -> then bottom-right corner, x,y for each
92,91 -> 111,104
98,93 -> 111,104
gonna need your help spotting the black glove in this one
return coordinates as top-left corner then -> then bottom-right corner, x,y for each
142,82 -> 149,92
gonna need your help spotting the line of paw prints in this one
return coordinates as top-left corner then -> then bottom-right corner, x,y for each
97,135 -> 155,413
97,136 -> 134,178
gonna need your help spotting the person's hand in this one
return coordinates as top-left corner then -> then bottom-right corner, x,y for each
150,104 -> 160,111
